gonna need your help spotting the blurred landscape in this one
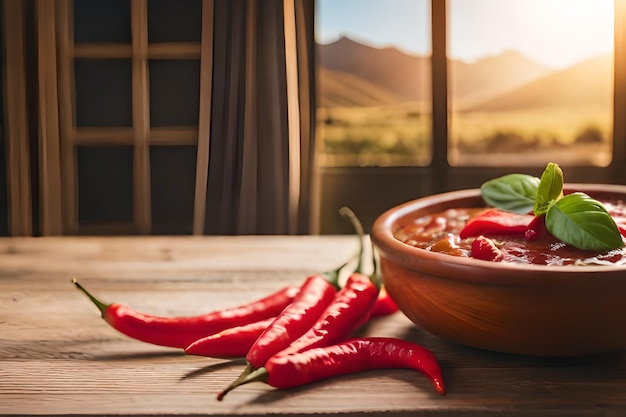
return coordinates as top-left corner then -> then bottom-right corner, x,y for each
317,36 -> 613,167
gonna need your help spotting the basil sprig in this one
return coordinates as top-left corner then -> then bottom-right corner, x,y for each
481,174 -> 539,214
534,162 -> 563,215
480,162 -> 624,251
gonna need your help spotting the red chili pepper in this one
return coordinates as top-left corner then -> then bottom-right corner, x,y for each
259,208 -> 379,360
72,278 -> 299,349
244,273 -> 340,369
185,288 -> 398,359
185,317 -> 275,358
216,337 -> 445,400
224,253 -> 379,396
274,271 -> 380,358
460,208 -> 533,239
216,207 -> 373,395
242,207 -> 367,372
369,286 -> 399,319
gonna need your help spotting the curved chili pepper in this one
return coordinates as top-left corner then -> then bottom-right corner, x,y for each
222,207 -> 376,394
185,288 -> 399,359
186,270 -> 341,361
270,209 -> 383,357
216,337 -> 445,400
274,271 -> 380,358
245,273 -> 339,368
72,278 -> 299,349
185,317 -> 275,358
242,207 -> 367,373
369,285 -> 399,319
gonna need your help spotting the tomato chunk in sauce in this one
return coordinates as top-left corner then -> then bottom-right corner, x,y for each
395,202 -> 626,266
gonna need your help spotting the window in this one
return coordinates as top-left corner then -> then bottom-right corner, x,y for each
315,0 -> 626,234
448,0 -> 614,167
316,0 -> 432,167
48,0 -> 211,235
6,0 -> 624,235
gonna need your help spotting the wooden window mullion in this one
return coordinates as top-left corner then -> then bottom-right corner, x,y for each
430,0 -> 448,188
36,0 -> 64,235
613,0 -> 626,170
131,0 -> 151,234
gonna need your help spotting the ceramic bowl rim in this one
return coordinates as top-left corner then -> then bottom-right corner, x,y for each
371,183 -> 626,285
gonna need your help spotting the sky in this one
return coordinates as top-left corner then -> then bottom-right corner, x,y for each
316,0 -> 614,69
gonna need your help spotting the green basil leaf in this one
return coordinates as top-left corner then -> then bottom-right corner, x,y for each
545,192 -> 624,251
480,174 -> 539,214
534,162 -> 564,215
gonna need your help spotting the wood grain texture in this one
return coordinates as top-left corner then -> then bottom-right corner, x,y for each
35,0 -> 64,235
1,236 -> 626,416
131,0 -> 151,234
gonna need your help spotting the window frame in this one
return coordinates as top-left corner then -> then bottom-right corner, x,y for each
43,0 -> 214,235
316,0 -> 626,234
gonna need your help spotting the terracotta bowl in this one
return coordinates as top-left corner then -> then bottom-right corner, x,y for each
371,183 -> 626,357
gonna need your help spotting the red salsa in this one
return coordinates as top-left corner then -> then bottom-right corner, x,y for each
395,201 -> 626,266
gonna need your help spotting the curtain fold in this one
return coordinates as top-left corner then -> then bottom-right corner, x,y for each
295,0 -> 317,234
204,0 -> 315,235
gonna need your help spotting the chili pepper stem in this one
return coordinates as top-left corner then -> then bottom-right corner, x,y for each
340,206 -> 382,290
216,367 -> 268,401
339,207 -> 366,274
320,257 -> 352,290
72,278 -> 109,318
231,363 -> 254,386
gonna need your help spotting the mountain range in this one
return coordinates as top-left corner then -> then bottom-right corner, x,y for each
317,36 -> 612,112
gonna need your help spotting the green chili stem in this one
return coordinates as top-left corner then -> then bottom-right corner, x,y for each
321,207 -> 367,288
339,206 -> 366,273
72,278 -> 109,318
216,367 -> 268,401
340,206 -> 381,289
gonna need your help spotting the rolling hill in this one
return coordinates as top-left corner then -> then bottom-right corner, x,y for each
449,49 -> 553,109
317,36 -> 554,108
317,37 -> 613,112
317,67 -> 401,107
466,54 -> 613,112
318,36 -> 430,103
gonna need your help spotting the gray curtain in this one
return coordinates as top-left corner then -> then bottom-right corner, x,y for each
204,0 -> 315,235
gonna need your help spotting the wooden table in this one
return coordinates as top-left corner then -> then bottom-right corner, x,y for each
2,236 -> 626,416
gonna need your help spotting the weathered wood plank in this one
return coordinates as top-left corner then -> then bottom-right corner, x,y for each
1,236 -> 626,416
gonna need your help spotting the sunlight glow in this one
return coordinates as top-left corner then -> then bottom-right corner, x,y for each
318,0 -> 614,68
448,0 -> 614,68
